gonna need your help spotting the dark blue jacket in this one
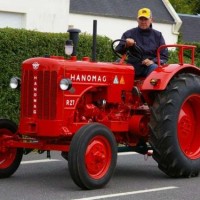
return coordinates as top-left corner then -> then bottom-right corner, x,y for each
116,27 -> 168,64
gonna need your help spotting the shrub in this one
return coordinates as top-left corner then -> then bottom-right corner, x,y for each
0,28 -> 114,122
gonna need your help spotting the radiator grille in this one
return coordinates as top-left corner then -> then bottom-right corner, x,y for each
21,70 -> 57,119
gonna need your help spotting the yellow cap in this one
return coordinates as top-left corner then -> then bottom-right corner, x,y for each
137,8 -> 151,19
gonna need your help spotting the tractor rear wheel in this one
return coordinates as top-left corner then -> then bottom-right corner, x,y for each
0,119 -> 23,178
68,123 -> 117,189
149,73 -> 200,177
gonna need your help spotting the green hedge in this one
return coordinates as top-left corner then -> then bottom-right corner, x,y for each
0,28 -> 114,122
168,42 -> 200,66
0,28 -> 200,122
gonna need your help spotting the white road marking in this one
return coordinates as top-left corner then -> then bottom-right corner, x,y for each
118,152 -> 138,155
72,186 -> 178,200
21,159 -> 60,164
20,152 -> 136,165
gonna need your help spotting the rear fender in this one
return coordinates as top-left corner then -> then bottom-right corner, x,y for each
141,64 -> 200,91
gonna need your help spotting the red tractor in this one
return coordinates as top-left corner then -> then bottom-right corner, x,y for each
1,22 -> 200,190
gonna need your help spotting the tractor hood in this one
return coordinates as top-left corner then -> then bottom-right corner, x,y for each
22,56 -> 134,88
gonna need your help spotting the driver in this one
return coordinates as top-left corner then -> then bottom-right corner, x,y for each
116,8 -> 168,77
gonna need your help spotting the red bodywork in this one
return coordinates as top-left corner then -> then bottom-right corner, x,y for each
19,57 -> 134,136
2,44 -> 200,153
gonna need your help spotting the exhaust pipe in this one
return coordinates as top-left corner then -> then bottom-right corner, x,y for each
67,28 -> 81,56
67,20 -> 97,61
92,20 -> 97,62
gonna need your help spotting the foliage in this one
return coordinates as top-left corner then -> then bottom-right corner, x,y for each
0,28 -> 114,122
167,42 -> 200,67
169,0 -> 200,14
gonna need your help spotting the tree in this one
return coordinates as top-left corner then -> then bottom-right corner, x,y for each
193,1 -> 200,14
169,0 -> 200,15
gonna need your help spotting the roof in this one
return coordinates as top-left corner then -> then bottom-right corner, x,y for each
70,0 -> 174,24
179,14 -> 200,42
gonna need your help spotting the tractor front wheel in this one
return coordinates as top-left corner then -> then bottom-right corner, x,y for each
0,119 -> 23,178
149,73 -> 200,177
68,123 -> 117,189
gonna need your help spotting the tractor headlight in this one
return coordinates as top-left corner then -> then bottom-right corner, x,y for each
65,40 -> 73,56
10,77 -> 21,89
60,78 -> 72,90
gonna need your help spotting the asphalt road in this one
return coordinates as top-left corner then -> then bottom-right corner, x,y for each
0,151 -> 199,200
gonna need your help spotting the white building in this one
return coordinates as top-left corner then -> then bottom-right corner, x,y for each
69,0 -> 182,44
0,0 -> 183,44
0,0 -> 69,33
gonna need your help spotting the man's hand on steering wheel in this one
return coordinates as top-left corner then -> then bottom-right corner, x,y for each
125,39 -> 154,67
125,38 -> 136,48
111,39 -> 143,63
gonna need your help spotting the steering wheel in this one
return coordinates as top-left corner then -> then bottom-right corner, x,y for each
111,39 -> 143,63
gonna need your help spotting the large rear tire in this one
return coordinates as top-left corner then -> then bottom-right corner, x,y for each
149,73 -> 200,177
0,119 -> 23,178
68,123 -> 117,189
